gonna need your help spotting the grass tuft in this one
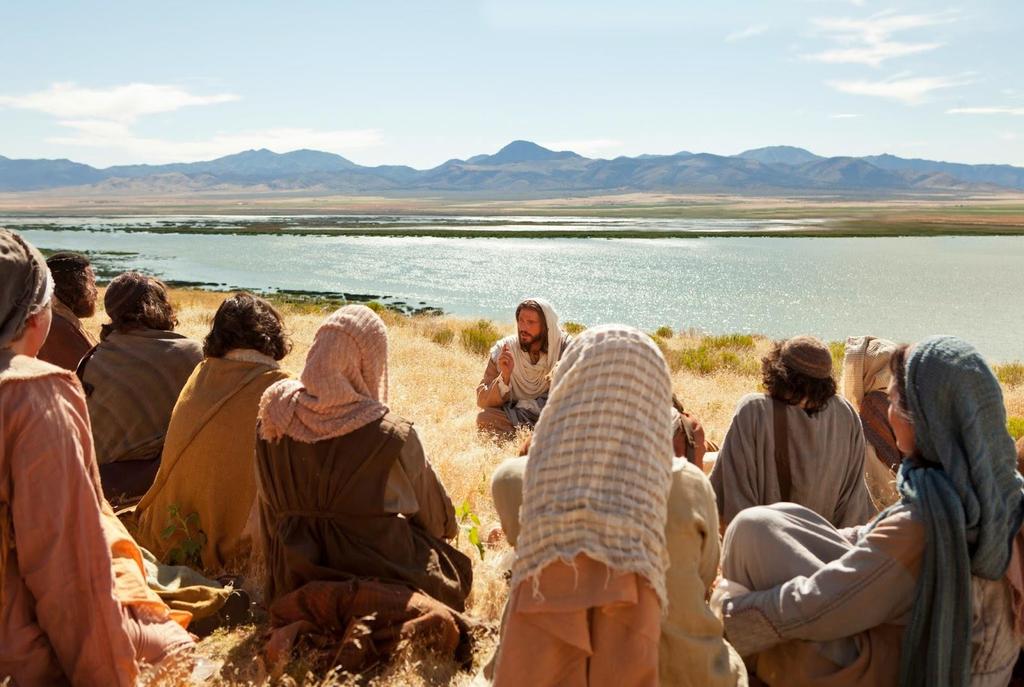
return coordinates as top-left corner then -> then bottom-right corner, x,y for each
459,320 -> 501,357
996,363 -> 1024,388
654,325 -> 674,339
563,321 -> 586,336
1009,416 -> 1024,440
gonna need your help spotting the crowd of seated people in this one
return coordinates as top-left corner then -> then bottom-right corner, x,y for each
4,226 -> 1024,687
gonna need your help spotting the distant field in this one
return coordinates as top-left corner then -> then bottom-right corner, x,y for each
4,191 -> 1024,238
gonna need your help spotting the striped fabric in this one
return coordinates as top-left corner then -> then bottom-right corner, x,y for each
511,324 -> 674,609
259,305 -> 389,443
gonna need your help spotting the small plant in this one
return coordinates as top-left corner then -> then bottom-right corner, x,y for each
828,340 -> 846,373
563,321 -> 586,336
1008,416 -> 1024,440
654,325 -> 674,339
459,320 -> 500,357
365,300 -> 387,314
455,500 -> 485,560
429,326 -> 455,347
704,333 -> 755,350
160,503 -> 207,569
995,362 -> 1024,388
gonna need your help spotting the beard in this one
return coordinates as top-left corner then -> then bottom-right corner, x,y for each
518,330 -> 543,350
72,291 -> 98,319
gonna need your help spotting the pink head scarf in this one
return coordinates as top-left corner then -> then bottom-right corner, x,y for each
259,305 -> 389,443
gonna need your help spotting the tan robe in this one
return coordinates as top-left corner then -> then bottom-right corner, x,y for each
709,393 -> 875,529
493,554 -> 661,687
37,298 -> 97,371
489,456 -> 747,686
134,354 -> 289,570
0,353 -> 155,685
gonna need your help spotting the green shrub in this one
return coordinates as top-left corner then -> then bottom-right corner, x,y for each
365,300 -> 386,314
654,325 -> 674,339
460,320 -> 500,357
429,327 -> 455,347
563,321 -> 586,336
160,504 -> 207,569
828,340 -> 846,373
1008,416 -> 1024,440
704,333 -> 755,349
665,345 -> 759,376
995,362 -> 1024,388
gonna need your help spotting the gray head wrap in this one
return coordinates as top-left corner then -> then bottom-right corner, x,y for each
0,229 -> 53,348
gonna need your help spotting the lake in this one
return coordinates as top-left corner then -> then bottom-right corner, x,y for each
8,215 -> 1024,361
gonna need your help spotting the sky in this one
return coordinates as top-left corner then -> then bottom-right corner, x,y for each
1,0 -> 1021,169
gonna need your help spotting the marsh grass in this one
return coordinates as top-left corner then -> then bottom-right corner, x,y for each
78,288 -> 1024,686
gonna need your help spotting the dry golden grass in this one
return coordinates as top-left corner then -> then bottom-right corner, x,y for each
80,288 -> 1024,685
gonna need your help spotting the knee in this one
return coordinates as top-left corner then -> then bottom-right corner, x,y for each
491,457 -> 526,506
721,505 -> 789,581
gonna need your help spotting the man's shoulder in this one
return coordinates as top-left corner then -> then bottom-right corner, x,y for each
489,334 -> 517,360
734,392 -> 770,415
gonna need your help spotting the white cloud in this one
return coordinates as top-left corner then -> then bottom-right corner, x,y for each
540,138 -> 624,157
829,113 -> 862,118
947,106 -> 1024,116
827,73 -> 972,105
47,121 -> 385,164
726,25 -> 768,43
0,82 -> 238,123
803,10 -> 957,66
1,81 -> 384,164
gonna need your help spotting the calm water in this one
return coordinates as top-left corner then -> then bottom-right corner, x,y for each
10,216 -> 1024,361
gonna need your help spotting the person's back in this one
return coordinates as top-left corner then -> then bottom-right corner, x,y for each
710,337 -> 874,529
134,293 -> 292,570
256,305 -> 471,611
662,458 -> 747,686
257,412 -> 471,609
78,273 -> 202,502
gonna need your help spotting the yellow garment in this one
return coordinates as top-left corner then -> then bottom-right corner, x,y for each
100,502 -> 191,628
134,356 -> 289,570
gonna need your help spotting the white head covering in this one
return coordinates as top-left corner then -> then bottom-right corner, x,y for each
841,335 -> 898,410
493,297 -> 563,401
511,324 -> 674,609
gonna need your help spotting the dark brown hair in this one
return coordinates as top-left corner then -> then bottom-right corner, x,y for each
101,272 -> 176,338
515,300 -> 549,353
761,340 -> 837,415
888,343 -> 913,419
203,292 -> 291,360
46,252 -> 96,318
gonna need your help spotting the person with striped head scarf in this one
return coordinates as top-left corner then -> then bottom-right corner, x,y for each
492,325 -> 673,686
255,305 -> 472,610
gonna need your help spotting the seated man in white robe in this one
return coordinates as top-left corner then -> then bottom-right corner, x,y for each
475,298 -> 570,437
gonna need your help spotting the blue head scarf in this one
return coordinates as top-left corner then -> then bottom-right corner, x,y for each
896,335 -> 1024,686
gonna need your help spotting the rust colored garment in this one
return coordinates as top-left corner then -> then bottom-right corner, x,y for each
492,554 -> 661,687
265,579 -> 469,673
134,355 -> 289,570
859,391 -> 901,471
37,298 -> 97,371
0,353 -> 138,686
256,412 -> 472,610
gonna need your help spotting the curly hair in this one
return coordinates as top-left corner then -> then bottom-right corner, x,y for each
46,252 -> 97,318
761,340 -> 837,415
101,272 -> 176,338
203,292 -> 291,360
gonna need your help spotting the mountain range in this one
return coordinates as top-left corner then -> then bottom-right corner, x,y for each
3,140 -> 1024,196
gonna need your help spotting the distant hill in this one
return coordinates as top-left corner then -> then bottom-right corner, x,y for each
736,146 -> 822,166
2,141 -> 1023,196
